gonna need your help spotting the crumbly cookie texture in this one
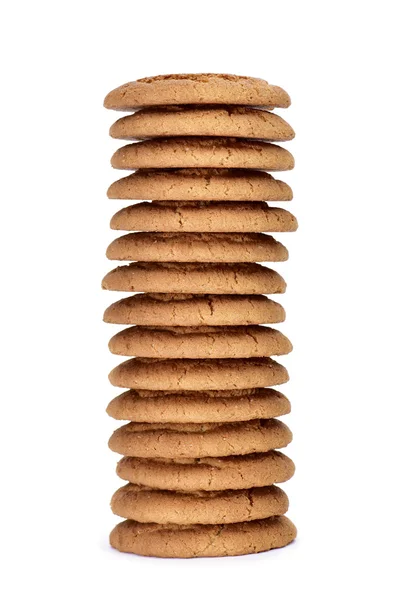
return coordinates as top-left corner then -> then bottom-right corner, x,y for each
116,450 -> 295,492
110,106 -> 295,141
108,357 -> 289,391
110,202 -> 298,233
108,325 -> 293,359
110,516 -> 297,558
104,74 -> 291,110
107,169 -> 293,201
111,138 -> 295,171
111,483 -> 288,525
106,232 -> 288,263
106,387 -> 291,423
101,262 -> 287,295
108,418 -> 293,458
103,294 -> 286,326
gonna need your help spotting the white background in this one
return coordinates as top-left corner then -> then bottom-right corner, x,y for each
1,1 -> 399,598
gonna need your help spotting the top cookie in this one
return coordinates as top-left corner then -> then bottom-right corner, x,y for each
110,106 -> 294,141
104,74 -> 290,110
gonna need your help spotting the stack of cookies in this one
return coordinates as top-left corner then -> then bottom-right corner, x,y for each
103,74 -> 297,558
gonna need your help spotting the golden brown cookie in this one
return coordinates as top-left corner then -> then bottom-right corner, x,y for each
110,106 -> 295,141
109,419 -> 292,458
108,326 -> 292,359
110,202 -> 298,233
110,516 -> 297,558
104,294 -> 285,326
111,138 -> 294,171
108,169 -> 293,201
104,74 -> 291,110
111,484 -> 288,525
109,357 -> 289,391
117,450 -> 295,491
107,388 -> 291,423
106,233 -> 288,263
102,263 -> 286,295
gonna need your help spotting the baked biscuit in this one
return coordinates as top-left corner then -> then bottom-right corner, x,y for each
109,419 -> 292,458
110,516 -> 297,557
106,233 -> 288,263
109,357 -> 289,390
104,73 -> 291,110
116,450 -> 295,491
107,169 -> 292,201
108,325 -> 292,359
110,106 -> 294,141
107,388 -> 290,423
111,484 -> 288,525
102,263 -> 286,295
111,138 -> 294,171
110,202 -> 298,233
104,294 -> 285,326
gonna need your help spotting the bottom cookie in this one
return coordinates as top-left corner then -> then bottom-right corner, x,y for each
110,516 -> 296,558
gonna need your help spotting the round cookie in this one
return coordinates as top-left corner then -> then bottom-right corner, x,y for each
108,357 -> 289,391
117,450 -> 295,491
109,419 -> 292,459
107,388 -> 291,423
102,263 -> 287,295
111,138 -> 294,171
110,106 -> 295,141
110,516 -> 297,558
111,484 -> 288,525
107,169 -> 293,201
104,73 -> 291,110
108,325 -> 292,359
106,232 -> 288,263
104,294 -> 285,326
110,202 -> 298,233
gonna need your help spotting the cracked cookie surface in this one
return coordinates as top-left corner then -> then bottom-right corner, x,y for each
108,357 -> 289,391
110,515 -> 296,557
111,137 -> 295,171
107,387 -> 291,423
111,483 -> 288,524
108,325 -> 292,359
104,294 -> 285,326
104,73 -> 291,110
116,451 -> 295,492
110,201 -> 298,233
107,169 -> 293,201
110,106 -> 294,141
102,262 -> 286,295
108,418 -> 292,458
106,232 -> 288,263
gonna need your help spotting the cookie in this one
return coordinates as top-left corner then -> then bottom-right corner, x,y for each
104,74 -> 291,110
117,450 -> 295,491
107,169 -> 293,201
106,233 -> 288,263
108,326 -> 292,359
109,419 -> 292,458
102,263 -> 286,295
110,106 -> 295,141
110,202 -> 298,233
111,138 -> 294,171
109,357 -> 289,390
110,516 -> 297,558
111,484 -> 288,525
104,294 -> 285,326
107,388 -> 291,423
